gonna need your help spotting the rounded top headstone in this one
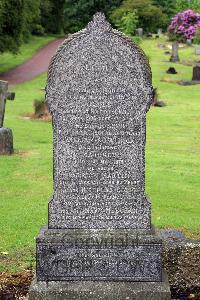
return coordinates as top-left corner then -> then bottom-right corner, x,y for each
46,13 -> 153,115
86,12 -> 112,34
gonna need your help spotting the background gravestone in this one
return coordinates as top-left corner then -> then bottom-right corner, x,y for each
192,65 -> 200,81
29,13 -> 171,300
136,28 -> 143,37
195,46 -> 200,55
170,42 -> 180,62
186,39 -> 192,46
0,80 -> 15,155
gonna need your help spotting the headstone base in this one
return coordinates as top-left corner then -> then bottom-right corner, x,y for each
178,80 -> 200,86
169,56 -> 180,63
35,226 -> 163,282
0,128 -> 13,155
29,270 -> 171,300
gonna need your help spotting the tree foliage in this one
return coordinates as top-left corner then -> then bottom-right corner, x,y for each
63,0 -> 123,33
0,0 -> 24,54
116,10 -> 138,35
23,0 -> 41,40
176,0 -> 200,13
168,9 -> 200,41
40,0 -> 65,34
153,0 -> 176,18
110,0 -> 167,33
3,0 -> 200,54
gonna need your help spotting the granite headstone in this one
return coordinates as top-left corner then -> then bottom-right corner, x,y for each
29,13 -> 171,300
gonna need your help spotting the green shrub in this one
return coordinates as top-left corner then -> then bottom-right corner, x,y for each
132,36 -> 142,44
193,27 -> 200,44
116,10 -> 138,36
32,25 -> 45,36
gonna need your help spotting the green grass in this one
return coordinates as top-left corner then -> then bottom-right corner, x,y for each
144,37 -> 200,237
0,36 -> 200,272
0,74 -> 52,271
0,35 -> 57,74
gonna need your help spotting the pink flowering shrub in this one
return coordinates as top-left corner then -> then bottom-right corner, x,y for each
168,10 -> 200,42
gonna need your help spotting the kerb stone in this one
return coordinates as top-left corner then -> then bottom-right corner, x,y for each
29,270 -> 171,300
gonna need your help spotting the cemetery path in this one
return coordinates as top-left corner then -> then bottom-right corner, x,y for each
0,38 -> 65,85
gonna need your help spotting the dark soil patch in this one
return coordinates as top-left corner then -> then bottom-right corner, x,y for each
21,100 -> 52,122
22,112 -> 51,122
0,271 -> 199,299
0,270 -> 200,300
0,271 -> 33,300
171,287 -> 200,300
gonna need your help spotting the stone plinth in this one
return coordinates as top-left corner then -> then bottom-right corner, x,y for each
36,226 -> 162,282
158,229 -> 200,292
29,271 -> 171,300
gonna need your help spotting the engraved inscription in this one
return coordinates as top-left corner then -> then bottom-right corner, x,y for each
35,14 -> 162,285
37,245 -> 162,281
46,13 -> 153,229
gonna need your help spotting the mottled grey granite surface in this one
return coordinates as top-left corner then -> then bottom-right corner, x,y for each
31,14 -> 169,297
46,12 -> 153,230
29,271 -> 171,300
36,226 -> 163,281
157,229 -> 200,291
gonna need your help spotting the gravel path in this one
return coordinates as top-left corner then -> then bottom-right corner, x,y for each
0,38 -> 65,85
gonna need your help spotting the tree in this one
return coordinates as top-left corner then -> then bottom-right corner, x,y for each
176,0 -> 200,13
110,0 -> 167,33
153,0 -> 176,18
63,0 -> 123,33
40,0 -> 65,34
0,0 -> 24,54
23,0 -> 41,40
116,10 -> 138,35
168,9 -> 200,41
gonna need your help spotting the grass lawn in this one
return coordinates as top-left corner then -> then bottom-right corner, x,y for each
0,35 -> 58,74
0,36 -> 199,272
